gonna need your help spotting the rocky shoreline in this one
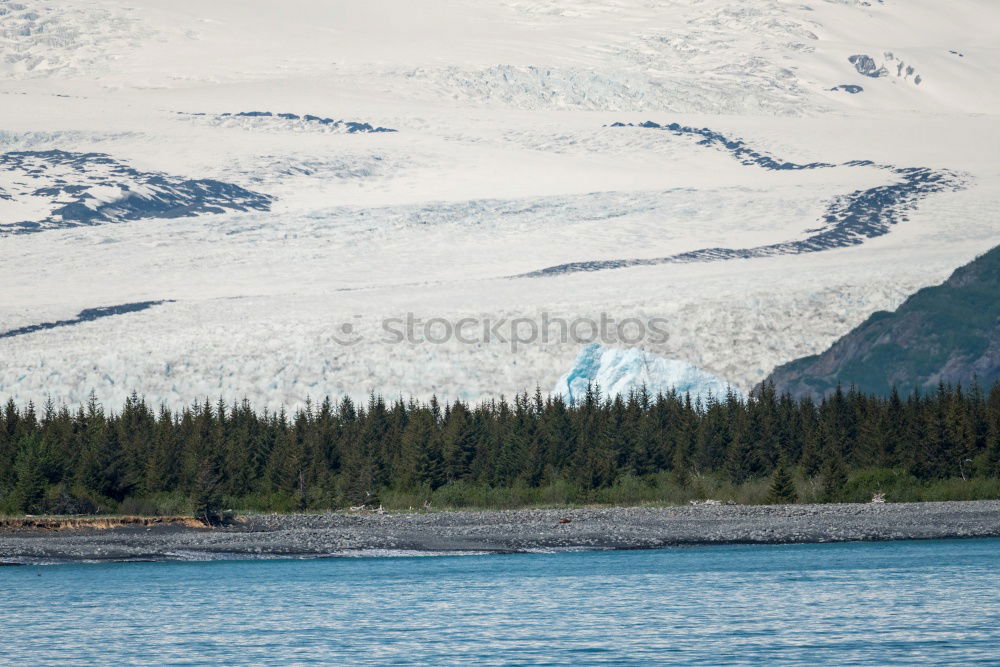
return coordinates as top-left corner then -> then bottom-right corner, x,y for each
1,501 -> 998,564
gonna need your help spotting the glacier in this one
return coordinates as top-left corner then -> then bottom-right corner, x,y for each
0,0 -> 999,410
555,344 -> 739,405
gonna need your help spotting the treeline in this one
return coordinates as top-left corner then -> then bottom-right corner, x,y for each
2,382 -> 1000,517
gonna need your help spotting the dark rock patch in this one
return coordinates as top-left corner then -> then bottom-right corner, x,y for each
0,150 -> 272,235
212,111 -> 397,133
849,54 -> 887,78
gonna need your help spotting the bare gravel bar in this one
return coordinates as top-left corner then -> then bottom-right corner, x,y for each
1,501 -> 998,564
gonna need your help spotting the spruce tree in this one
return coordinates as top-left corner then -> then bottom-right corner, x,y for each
671,435 -> 692,488
766,460 -> 797,504
11,434 -> 47,514
799,432 -> 822,479
984,427 -> 1000,478
193,458 -> 222,524
821,452 -> 848,502
724,433 -> 760,485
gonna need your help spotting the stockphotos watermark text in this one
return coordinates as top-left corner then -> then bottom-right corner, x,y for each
332,313 -> 670,351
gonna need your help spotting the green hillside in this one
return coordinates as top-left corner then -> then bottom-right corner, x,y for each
766,245 -> 1000,398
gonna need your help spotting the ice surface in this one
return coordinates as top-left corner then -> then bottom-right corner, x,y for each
554,344 -> 739,404
0,0 -> 999,410
522,122 -> 968,276
0,301 -> 171,339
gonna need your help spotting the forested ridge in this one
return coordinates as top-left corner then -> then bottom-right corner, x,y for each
2,382 -> 1000,517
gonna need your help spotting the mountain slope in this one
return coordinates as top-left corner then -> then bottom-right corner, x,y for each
765,245 -> 1000,398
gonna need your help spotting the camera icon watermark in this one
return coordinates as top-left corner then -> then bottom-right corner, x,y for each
330,315 -> 364,346
331,313 -> 669,352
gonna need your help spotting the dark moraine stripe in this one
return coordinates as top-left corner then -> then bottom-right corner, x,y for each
0,300 -> 174,339
214,111 -> 397,133
516,121 -> 966,278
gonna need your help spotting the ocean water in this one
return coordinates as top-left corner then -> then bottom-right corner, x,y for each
2,539 -> 999,665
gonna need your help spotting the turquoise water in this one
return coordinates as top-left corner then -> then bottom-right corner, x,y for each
3,539 -> 999,665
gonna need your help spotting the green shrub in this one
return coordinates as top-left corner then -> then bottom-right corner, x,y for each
229,491 -> 301,513
917,477 -> 1000,502
841,468 -> 918,503
539,478 -> 582,506
37,484 -> 118,515
119,492 -> 193,516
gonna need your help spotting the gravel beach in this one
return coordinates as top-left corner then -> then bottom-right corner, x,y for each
1,501 -> 998,564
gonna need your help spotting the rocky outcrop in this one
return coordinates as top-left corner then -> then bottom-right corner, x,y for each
0,150 -> 272,235
849,54 -> 887,77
